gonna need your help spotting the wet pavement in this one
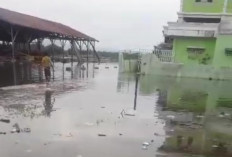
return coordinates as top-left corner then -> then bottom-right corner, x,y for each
0,62 -> 231,157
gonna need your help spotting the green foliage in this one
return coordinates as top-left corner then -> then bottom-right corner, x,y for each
97,51 -> 119,62
123,53 -> 140,60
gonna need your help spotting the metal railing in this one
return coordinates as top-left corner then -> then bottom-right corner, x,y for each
154,49 -> 174,62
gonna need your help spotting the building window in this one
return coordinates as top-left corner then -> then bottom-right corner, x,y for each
195,0 -> 213,2
225,48 -> 232,56
187,47 -> 205,59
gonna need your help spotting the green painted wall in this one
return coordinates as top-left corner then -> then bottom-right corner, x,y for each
227,0 -> 232,13
182,0 -> 225,13
213,35 -> 232,68
174,37 -> 216,65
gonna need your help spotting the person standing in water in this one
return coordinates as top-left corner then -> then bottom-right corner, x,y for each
41,53 -> 53,82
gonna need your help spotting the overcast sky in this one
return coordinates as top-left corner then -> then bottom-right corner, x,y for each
0,0 -> 179,51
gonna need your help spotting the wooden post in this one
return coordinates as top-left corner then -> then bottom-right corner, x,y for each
90,41 -> 100,63
86,41 -> 89,78
83,40 -> 89,78
70,40 -> 74,79
10,26 -> 19,60
60,39 -> 66,81
50,39 -> 55,80
75,40 -> 83,65
70,40 -> 74,67
134,75 -> 139,110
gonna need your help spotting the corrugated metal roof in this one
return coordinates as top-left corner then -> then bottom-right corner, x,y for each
0,7 -> 97,41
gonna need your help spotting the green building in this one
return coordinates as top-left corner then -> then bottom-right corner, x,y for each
141,0 -> 232,80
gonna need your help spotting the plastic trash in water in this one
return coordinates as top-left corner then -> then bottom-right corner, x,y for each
122,109 -> 136,117
84,122 -> 94,126
142,142 -> 150,146
23,128 -> 31,133
12,123 -> 20,133
142,145 -> 148,150
167,115 -> 175,119
142,142 -> 150,150
11,128 -> 17,133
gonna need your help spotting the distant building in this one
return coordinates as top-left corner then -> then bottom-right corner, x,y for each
141,0 -> 232,80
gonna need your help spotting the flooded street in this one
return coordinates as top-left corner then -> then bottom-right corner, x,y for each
0,63 -> 231,157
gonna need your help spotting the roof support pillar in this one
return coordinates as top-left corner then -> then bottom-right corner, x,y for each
70,40 -> 74,68
10,26 -> 19,60
75,40 -> 83,65
26,36 -> 32,54
10,26 -> 19,86
83,41 -> 89,78
90,41 -> 100,63
50,39 -> 55,80
37,38 -> 44,51
60,39 -> 66,81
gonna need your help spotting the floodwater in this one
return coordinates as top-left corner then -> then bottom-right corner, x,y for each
0,62 -> 231,157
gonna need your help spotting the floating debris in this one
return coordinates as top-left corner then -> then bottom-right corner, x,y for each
11,128 -> 17,133
94,67 -> 99,69
142,142 -> 150,150
98,134 -> 106,137
0,119 -> 10,123
154,133 -> 160,136
84,122 -> 94,126
12,123 -> 20,133
23,128 -> 31,133
121,109 -> 136,117
212,145 -> 219,148
142,145 -> 148,150
0,132 -> 6,135
196,115 -> 204,118
142,142 -> 150,146
167,115 -> 175,119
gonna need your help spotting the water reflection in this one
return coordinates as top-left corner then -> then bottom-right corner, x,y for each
0,62 -> 97,87
43,90 -> 55,117
0,64 -> 231,157
133,74 -> 139,110
0,62 -> 44,87
139,75 -> 232,157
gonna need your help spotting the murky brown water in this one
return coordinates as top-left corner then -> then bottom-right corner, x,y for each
0,62 -> 231,157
